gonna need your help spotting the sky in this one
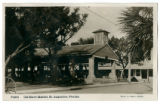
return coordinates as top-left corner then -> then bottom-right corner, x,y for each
66,7 -> 128,45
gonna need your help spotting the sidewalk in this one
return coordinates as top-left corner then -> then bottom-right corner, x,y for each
16,82 -> 146,94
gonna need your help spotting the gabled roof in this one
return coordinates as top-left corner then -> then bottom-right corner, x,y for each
34,44 -> 118,61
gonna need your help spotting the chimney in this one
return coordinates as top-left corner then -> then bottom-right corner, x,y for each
93,29 -> 109,45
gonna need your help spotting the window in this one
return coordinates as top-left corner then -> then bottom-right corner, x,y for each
131,70 -> 134,76
149,69 -> 153,77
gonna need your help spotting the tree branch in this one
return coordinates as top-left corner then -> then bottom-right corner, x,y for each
5,43 -> 31,67
14,42 -> 24,54
16,44 -> 31,55
45,48 -> 50,53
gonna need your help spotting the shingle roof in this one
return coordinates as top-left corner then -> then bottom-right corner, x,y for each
34,44 -> 118,61
57,44 -> 101,55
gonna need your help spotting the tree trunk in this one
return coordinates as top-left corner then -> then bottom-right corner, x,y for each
5,52 -> 17,76
5,43 -> 30,69
120,61 -> 127,79
50,55 -> 59,84
5,52 -> 17,68
120,69 -> 124,79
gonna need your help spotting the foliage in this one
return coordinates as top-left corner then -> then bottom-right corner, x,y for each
71,37 -> 94,45
119,7 -> 153,62
5,7 -> 88,67
108,36 -> 129,69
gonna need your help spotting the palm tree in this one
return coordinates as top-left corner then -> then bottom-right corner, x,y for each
119,7 -> 153,62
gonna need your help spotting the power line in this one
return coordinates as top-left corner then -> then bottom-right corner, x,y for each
83,7 -> 116,26
82,7 -> 113,32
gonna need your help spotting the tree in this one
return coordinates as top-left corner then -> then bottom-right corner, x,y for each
108,36 -> 129,78
119,7 -> 153,62
5,8 -> 33,68
5,7 -> 88,71
71,37 -> 94,45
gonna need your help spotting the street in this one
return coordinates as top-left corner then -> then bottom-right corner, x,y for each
15,82 -> 153,94
42,83 -> 152,94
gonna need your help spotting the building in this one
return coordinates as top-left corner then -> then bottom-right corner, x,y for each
121,53 -> 153,82
34,29 -> 119,84
8,29 -> 153,84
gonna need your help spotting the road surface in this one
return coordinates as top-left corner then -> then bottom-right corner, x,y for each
15,82 -> 153,94
41,83 -> 152,94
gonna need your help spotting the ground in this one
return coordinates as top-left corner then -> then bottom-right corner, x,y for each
14,82 -> 153,94
53,83 -> 152,94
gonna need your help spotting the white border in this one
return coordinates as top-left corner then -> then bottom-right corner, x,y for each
0,0 -> 159,104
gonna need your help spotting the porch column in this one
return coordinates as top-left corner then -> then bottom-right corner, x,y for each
133,70 -> 136,77
140,69 -> 142,80
128,53 -> 131,82
85,57 -> 95,84
109,61 -> 117,82
69,59 -> 75,77
128,69 -> 131,82
70,64 -> 75,77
